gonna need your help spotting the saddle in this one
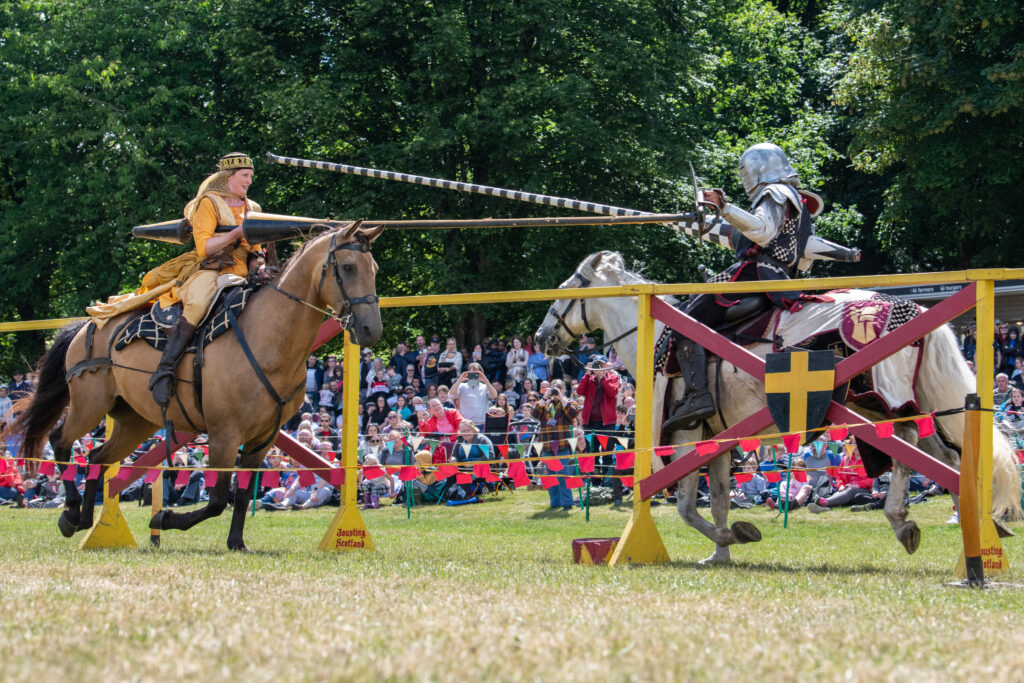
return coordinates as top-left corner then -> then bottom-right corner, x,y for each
114,281 -> 254,354
655,298 -> 777,376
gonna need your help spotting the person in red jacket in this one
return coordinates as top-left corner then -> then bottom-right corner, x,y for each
0,458 -> 27,507
577,355 -> 621,490
418,398 -> 466,463
806,444 -> 873,512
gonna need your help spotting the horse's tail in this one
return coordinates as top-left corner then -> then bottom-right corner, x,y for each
4,321 -> 86,462
917,324 -> 1022,520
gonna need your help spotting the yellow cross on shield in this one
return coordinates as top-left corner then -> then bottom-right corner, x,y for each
764,350 -> 836,436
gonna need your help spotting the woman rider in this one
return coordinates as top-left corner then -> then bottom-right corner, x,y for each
146,152 -> 264,407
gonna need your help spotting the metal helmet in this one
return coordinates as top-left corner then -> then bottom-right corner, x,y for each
738,143 -> 799,197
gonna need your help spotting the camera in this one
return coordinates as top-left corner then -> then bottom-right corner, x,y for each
467,372 -> 479,381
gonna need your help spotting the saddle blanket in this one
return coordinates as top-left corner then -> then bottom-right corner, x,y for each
114,285 -> 253,354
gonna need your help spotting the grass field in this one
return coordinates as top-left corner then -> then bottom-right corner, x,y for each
2,491 -> 1023,682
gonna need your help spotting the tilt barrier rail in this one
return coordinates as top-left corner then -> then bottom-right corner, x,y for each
3,267 -> 1019,580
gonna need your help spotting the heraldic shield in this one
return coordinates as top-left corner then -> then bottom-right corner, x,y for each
764,350 -> 836,436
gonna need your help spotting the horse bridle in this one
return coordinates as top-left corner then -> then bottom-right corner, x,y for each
267,229 -> 379,330
545,270 -> 637,358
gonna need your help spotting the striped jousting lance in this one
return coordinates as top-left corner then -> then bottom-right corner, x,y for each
266,152 -> 732,249
266,153 -> 860,262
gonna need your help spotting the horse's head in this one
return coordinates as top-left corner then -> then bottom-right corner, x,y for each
308,222 -> 384,346
535,250 -> 627,355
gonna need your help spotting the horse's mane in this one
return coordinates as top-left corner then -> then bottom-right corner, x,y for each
585,251 -> 678,306
275,225 -> 371,281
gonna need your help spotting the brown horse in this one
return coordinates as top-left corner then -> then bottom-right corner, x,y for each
8,222 -> 383,551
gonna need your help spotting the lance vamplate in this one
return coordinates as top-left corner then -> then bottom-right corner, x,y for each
265,152 -> 860,263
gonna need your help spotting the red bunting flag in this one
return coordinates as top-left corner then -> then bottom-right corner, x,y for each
204,470 -> 219,488
144,468 -> 160,484
546,458 -> 564,472
764,471 -> 782,483
565,476 -> 583,489
578,456 -> 596,473
616,451 -> 636,470
595,434 -> 609,449
73,454 -> 87,465
327,451 -> 337,462
61,465 -> 77,481
399,466 -> 419,482
456,472 -> 472,485
826,466 -> 838,479
87,464 -> 101,480
262,469 -> 280,488
915,415 -> 935,438
828,427 -> 849,441
541,476 -> 558,489
473,464 -> 491,479
39,461 -> 55,477
654,446 -> 675,458
782,434 -> 801,453
174,469 -> 191,487
385,467 -> 400,476
436,465 -> 457,480
201,445 -> 209,456
621,476 -> 634,487
363,466 -> 385,480
739,438 -> 761,452
874,421 -> 894,438
793,470 -> 808,482
507,461 -> 530,488
734,472 -> 753,484
695,440 -> 718,456
236,470 -> 252,491
328,468 -> 345,487
498,444 -> 508,458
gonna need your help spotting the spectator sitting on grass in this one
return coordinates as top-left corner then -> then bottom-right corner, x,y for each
807,444 -> 872,513
766,458 -> 814,510
736,456 -> 769,505
359,454 -> 393,509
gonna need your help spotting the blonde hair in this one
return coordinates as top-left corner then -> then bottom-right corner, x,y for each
458,420 -> 478,434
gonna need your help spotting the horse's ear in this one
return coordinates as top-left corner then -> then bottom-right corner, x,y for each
604,251 -> 625,270
587,251 -> 605,272
361,225 -> 385,242
339,220 -> 362,241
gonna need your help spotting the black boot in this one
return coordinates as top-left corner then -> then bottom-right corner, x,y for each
662,339 -> 715,433
149,319 -> 196,408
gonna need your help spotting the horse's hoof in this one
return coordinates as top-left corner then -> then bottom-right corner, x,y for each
149,535 -> 161,548
731,521 -> 762,544
149,509 -> 168,531
227,541 -> 253,553
57,512 -> 80,538
698,551 -> 731,565
898,522 -> 920,554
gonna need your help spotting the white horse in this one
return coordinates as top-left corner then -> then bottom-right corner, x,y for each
536,251 -> 1021,563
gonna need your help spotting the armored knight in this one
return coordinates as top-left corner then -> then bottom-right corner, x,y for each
662,142 -> 858,433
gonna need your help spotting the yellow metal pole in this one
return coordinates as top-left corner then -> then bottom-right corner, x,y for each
80,416 -> 137,549
318,330 -> 374,551
957,278 -> 1007,576
609,293 -> 669,566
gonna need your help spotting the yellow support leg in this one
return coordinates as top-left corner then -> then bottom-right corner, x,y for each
79,463 -> 137,550
609,293 -> 670,566
319,330 -> 374,552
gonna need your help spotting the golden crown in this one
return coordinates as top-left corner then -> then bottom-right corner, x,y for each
217,153 -> 254,171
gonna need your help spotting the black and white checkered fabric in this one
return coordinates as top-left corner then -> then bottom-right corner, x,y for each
115,286 -> 252,353
870,292 -> 921,331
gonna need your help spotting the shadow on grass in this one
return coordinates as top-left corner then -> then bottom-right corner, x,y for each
529,508 -> 572,519
664,558 -> 949,580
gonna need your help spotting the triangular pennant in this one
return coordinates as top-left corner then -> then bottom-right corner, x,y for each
409,436 -> 423,451
615,451 -> 635,470
461,444 -> 472,458
533,442 -> 544,456
328,468 -> 345,487
262,469 -> 280,488
875,421 -> 894,438
739,438 -> 761,452
497,444 -> 508,458
585,433 -> 594,446
617,436 -> 630,449
782,433 -> 801,453
695,441 -> 718,457
915,415 -> 935,438
514,443 -> 527,458
479,444 -> 490,459
569,437 -> 579,454
596,434 -> 609,449
828,426 -> 849,441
